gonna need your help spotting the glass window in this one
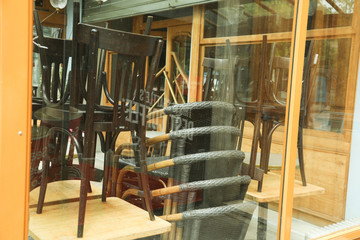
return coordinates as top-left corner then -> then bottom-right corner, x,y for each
289,1 -> 360,239
26,0 -> 360,239
204,0 -> 355,39
204,0 -> 294,38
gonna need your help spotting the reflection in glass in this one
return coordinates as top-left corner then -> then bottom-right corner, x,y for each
204,0 -> 294,38
204,0 -> 355,39
171,33 -> 191,103
306,38 -> 351,133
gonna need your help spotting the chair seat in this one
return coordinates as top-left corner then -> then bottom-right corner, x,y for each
118,156 -> 170,178
34,106 -> 84,123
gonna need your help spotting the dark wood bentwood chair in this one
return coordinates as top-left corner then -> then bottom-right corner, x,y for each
70,14 -> 164,238
202,39 -> 235,104
32,10 -> 85,191
33,11 -> 72,108
35,2 -> 164,237
256,40 -> 318,191
201,38 -> 265,182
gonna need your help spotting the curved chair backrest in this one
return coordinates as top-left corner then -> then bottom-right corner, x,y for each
33,10 -> 73,107
202,39 -> 235,103
266,55 -> 290,106
265,40 -> 318,109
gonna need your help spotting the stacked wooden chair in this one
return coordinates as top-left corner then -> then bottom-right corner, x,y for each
205,36 -> 318,191
34,2 -> 164,238
31,10 -> 84,191
256,40 -> 318,190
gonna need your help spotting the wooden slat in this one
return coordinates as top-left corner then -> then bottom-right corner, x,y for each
200,27 -> 355,45
278,0 -> 310,238
29,197 -> 171,240
310,225 -> 360,240
197,45 -> 205,101
343,0 -> 360,141
189,5 -> 202,102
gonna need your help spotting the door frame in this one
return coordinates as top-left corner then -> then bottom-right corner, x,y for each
0,0 -> 33,239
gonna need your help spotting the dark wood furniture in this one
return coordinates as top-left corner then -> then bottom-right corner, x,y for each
256,40 -> 318,191
69,12 -> 164,237
202,39 -> 235,104
34,2 -> 164,237
202,36 -> 317,192
33,10 -> 72,108
201,37 -> 267,181
32,9 -> 85,192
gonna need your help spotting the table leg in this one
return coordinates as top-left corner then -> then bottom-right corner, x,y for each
257,202 -> 268,240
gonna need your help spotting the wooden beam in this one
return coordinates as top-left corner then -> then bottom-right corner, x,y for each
278,0 -> 310,239
189,5 -> 202,102
200,27 -> 355,46
132,15 -> 143,33
343,0 -> 360,140
309,225 -> 360,240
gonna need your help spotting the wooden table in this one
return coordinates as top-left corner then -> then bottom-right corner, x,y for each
246,172 -> 325,240
29,180 -> 102,208
29,181 -> 171,240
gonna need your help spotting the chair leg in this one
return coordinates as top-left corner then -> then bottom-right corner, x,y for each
77,160 -> 90,238
102,132 -> 112,201
111,155 -> 118,196
297,124 -> 306,186
59,134 -> 69,180
140,172 -> 155,220
259,120 -> 270,172
87,180 -> 92,193
249,116 -> 262,178
78,156 -> 92,194
102,150 -> 110,201
257,120 -> 275,192
258,120 -> 270,192
37,160 -> 49,214
263,121 -> 274,174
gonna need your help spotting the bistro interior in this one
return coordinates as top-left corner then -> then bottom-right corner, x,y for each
1,0 -> 360,239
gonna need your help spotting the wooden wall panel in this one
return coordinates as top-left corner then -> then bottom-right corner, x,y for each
241,122 -> 351,223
